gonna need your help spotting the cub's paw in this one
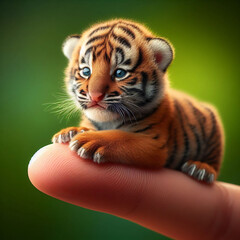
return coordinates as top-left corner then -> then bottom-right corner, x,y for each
181,160 -> 216,184
69,132 -> 108,164
52,127 -> 89,144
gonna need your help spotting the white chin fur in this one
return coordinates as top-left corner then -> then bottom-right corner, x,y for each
84,108 -> 119,122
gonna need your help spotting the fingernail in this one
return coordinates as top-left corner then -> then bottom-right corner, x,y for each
28,145 -> 49,168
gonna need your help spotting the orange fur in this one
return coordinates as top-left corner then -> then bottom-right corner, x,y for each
52,19 -> 224,183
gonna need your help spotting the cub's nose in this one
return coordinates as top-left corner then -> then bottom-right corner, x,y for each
89,92 -> 105,103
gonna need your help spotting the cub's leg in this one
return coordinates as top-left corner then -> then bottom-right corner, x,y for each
180,104 -> 223,184
69,130 -> 168,167
52,127 -> 91,144
181,161 -> 217,183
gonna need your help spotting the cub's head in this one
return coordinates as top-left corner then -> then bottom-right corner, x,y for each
63,19 -> 174,123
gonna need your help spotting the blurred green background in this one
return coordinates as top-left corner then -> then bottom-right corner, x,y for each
1,0 -> 239,239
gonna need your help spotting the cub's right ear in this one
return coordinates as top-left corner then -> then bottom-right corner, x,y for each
62,34 -> 81,59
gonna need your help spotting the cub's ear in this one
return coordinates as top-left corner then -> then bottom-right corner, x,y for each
147,37 -> 174,72
62,34 -> 81,59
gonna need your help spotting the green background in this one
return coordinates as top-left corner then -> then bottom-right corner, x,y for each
1,0 -> 239,239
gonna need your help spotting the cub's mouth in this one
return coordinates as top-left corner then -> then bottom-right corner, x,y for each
83,102 -> 121,122
87,101 -> 107,109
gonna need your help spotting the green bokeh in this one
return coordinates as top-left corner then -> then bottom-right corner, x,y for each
1,0 -> 239,239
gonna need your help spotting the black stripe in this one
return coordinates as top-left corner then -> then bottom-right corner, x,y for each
104,52 -> 110,63
86,35 -> 105,45
129,49 -> 143,72
127,77 -> 138,85
111,32 -> 131,48
205,144 -> 220,160
165,128 -> 178,167
115,55 -> 119,66
205,150 -> 221,166
177,101 -> 206,165
141,72 -> 148,97
78,96 -> 87,100
79,89 -> 86,96
105,99 -> 120,102
119,86 -> 128,94
122,22 -> 143,33
108,41 -> 114,59
188,123 -> 201,160
134,124 -> 154,133
159,120 -> 173,149
85,46 -> 93,56
146,81 -> 159,103
140,69 -> 159,103
121,86 -> 143,95
81,104 -> 87,110
187,100 -> 206,142
115,47 -> 125,65
92,49 -> 96,62
81,57 -> 86,64
96,47 -> 104,56
123,59 -> 131,65
205,140 -> 220,156
108,91 -> 120,97
178,103 -> 202,161
205,107 -> 216,144
153,134 -> 159,140
174,99 -> 190,168
118,26 -> 135,39
88,25 -> 111,37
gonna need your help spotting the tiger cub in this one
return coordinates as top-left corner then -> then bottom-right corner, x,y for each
52,19 -> 224,183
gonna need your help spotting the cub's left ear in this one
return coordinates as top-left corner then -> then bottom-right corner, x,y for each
147,37 -> 174,72
62,34 -> 81,59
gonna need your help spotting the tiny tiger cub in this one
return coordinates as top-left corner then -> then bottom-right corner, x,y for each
52,19 -> 224,184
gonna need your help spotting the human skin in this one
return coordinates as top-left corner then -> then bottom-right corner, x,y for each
28,144 -> 240,240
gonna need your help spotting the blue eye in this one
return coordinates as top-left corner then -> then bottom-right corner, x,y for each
114,69 -> 127,79
80,67 -> 91,78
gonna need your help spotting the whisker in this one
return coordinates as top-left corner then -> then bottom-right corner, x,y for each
77,99 -> 91,102
124,100 -> 142,113
77,96 -> 88,100
116,104 -> 126,124
105,97 -> 121,100
104,99 -> 121,102
110,104 -> 124,123
121,105 -> 133,123
103,101 -> 121,104
43,92 -> 80,122
122,104 -> 138,123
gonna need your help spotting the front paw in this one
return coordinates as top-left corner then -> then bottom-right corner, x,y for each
52,127 -> 89,144
69,132 -> 107,164
181,160 -> 216,184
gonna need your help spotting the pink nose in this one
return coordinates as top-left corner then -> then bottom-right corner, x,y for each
89,92 -> 105,102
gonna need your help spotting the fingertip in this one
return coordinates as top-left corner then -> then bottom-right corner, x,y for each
28,144 -> 51,169
28,144 -> 83,197
28,144 -> 61,194
28,144 -> 51,189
